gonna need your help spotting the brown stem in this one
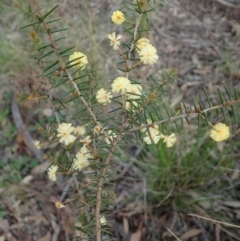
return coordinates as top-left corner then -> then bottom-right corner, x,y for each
128,99 -> 240,133
31,3 -> 120,239
95,116 -> 128,241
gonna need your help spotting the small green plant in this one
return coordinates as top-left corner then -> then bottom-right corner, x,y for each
220,47 -> 240,78
16,0 -> 240,240
146,129 -> 236,209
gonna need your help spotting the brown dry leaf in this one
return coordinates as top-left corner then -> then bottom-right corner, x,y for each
120,200 -> 145,217
37,212 -> 49,225
235,210 -> 240,219
130,230 -> 141,241
37,232 -> 51,241
231,167 -> 240,180
20,175 -> 34,185
180,229 -> 202,240
60,206 -> 75,235
50,219 -> 60,241
187,191 -> 211,209
8,234 -> 17,241
75,222 -> 88,240
114,191 -> 129,204
222,201 -> 240,208
123,217 -> 129,235
42,108 -> 53,117
31,161 -> 49,175
0,219 -> 9,233
215,224 -> 221,241
159,213 -> 168,227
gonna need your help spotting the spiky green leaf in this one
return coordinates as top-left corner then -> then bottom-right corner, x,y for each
45,17 -> 62,24
43,60 -> 59,72
51,27 -> 69,34
42,4 -> 59,20
19,21 -> 39,29
38,50 -> 55,60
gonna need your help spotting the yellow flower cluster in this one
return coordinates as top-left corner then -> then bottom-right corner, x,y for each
100,216 -> 107,225
72,146 -> 92,171
109,10 -> 159,65
33,140 -> 41,149
96,88 -> 113,105
210,123 -> 230,142
161,133 -> 177,147
135,38 -> 150,53
105,130 -> 117,145
69,52 -> 88,69
47,121 -> 107,181
57,123 -> 76,146
48,165 -> 58,182
95,77 -> 143,109
55,201 -> 65,209
135,38 -> 159,65
80,135 -> 92,146
141,119 -> 177,147
108,32 -> 122,50
74,125 -> 86,136
111,77 -> 131,94
111,10 -> 125,25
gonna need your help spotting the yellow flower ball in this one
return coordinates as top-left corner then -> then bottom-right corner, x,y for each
111,10 -> 125,25
139,44 -> 159,65
135,38 -> 150,53
69,52 -> 88,69
210,123 -> 230,142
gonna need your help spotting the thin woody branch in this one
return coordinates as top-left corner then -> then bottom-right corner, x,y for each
128,99 -> 240,133
33,0 -> 112,144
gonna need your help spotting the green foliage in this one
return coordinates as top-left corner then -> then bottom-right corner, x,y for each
145,128 -> 237,211
220,47 -> 240,78
1,156 -> 38,186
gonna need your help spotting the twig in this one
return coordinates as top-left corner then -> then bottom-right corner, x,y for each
143,178 -> 147,224
31,3 -> 125,241
166,227 -> 181,241
95,7 -> 145,241
188,213 -> 240,229
156,183 -> 174,207
215,0 -> 240,8
11,94 -> 44,162
128,99 -> 240,133
126,12 -> 143,79
47,80 -> 60,124
95,116 -> 128,241
221,226 -> 240,241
